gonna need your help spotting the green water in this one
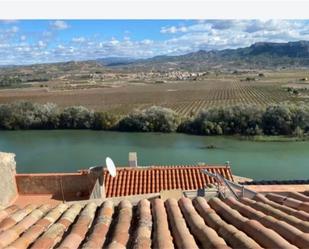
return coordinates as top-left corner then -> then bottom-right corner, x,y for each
0,130 -> 308,180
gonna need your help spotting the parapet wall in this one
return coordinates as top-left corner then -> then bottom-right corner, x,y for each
0,152 -> 18,207
15,172 -> 98,201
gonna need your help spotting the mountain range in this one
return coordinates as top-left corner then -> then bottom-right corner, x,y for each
108,41 -> 309,71
1,41 -> 309,72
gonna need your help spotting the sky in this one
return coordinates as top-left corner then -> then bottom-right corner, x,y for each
0,20 -> 309,65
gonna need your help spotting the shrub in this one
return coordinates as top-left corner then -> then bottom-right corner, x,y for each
93,112 -> 120,130
179,105 -> 263,135
262,105 -> 293,135
180,103 -> 309,136
118,106 -> 181,132
0,102 -> 59,129
0,101 -> 309,137
59,106 -> 94,129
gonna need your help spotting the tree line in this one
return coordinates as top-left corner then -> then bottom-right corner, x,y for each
0,101 -> 309,136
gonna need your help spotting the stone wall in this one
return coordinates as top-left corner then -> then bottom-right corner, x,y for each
0,152 -> 18,207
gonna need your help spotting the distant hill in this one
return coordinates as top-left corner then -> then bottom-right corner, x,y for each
116,41 -> 309,71
96,57 -> 136,66
0,60 -> 108,86
1,41 -> 309,73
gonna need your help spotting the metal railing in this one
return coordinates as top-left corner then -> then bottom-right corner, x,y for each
201,169 -> 256,199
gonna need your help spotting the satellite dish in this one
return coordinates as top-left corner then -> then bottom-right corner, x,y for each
106,157 -> 117,177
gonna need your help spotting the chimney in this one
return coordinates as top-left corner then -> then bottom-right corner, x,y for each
129,152 -> 138,167
89,166 -> 106,199
0,152 -> 18,207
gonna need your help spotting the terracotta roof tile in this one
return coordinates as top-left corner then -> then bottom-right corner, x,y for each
193,197 -> 262,248
58,202 -> 97,249
1,191 -> 308,249
7,204 -> 68,249
31,204 -> 83,249
165,198 -> 199,249
0,204 -> 51,248
0,204 -> 36,233
106,200 -> 132,249
104,165 -> 233,198
240,197 -> 309,233
152,199 -> 174,249
287,192 -> 309,202
265,193 -> 309,212
132,199 -> 152,249
81,200 -> 114,249
254,193 -> 309,221
0,206 -> 19,223
178,197 -> 229,249
225,197 -> 309,248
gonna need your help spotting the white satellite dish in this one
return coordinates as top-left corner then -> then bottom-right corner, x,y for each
106,157 -> 117,177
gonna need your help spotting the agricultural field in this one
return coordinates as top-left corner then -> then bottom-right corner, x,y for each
0,69 -> 308,116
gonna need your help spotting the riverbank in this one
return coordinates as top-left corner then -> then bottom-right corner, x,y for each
1,102 -> 309,138
238,135 -> 309,142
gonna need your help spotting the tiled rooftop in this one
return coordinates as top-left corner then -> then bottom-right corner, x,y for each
103,165 -> 234,197
0,191 -> 308,249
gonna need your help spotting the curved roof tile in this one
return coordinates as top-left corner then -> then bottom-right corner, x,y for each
1,192 -> 308,249
104,165 -> 233,198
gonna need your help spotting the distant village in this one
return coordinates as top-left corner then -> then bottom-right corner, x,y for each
74,70 -> 210,84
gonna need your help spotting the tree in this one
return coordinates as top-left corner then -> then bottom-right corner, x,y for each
118,106 -> 181,132
262,105 -> 293,135
93,112 -> 120,130
0,102 -> 60,129
179,105 -> 263,135
59,106 -> 94,129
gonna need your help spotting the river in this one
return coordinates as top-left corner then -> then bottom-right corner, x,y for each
0,130 -> 308,180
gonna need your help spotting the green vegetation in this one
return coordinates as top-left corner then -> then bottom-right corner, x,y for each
118,106 -> 180,132
93,112 -> 120,130
59,106 -> 94,129
0,76 -> 22,87
0,102 -> 60,129
178,105 -> 263,135
1,102 -> 309,138
179,103 -> 309,136
286,87 -> 299,95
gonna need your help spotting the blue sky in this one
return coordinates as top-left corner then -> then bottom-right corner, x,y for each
0,20 -> 308,65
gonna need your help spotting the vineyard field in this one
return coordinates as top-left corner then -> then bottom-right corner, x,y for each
0,70 -> 308,116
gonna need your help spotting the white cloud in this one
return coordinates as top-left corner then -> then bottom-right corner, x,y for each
109,38 -> 120,45
1,20 -> 309,65
72,37 -> 86,43
161,25 -> 188,34
38,40 -> 46,47
161,26 -> 177,34
8,26 -> 19,33
141,39 -> 153,45
159,20 -> 309,52
50,20 -> 69,30
1,20 -> 19,24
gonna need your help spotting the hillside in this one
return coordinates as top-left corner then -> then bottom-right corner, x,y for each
118,41 -> 309,71
0,60 -> 109,87
1,41 -> 309,86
